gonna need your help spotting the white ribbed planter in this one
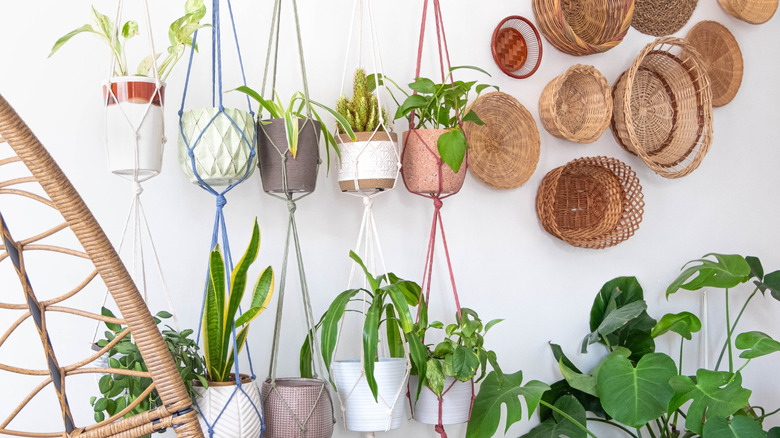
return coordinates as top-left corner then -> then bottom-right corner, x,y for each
178,107 -> 257,186
332,358 -> 407,432
195,374 -> 263,438
104,76 -> 165,177
336,132 -> 398,192
410,376 -> 473,425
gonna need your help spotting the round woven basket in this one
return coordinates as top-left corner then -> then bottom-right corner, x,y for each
531,0 -> 635,56
491,16 -> 543,79
686,21 -> 743,107
539,65 -> 612,144
718,0 -> 778,24
632,0 -> 698,36
536,156 -> 644,249
462,92 -> 540,190
611,37 -> 713,179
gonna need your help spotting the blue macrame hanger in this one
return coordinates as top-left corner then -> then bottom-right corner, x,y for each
177,0 -> 264,436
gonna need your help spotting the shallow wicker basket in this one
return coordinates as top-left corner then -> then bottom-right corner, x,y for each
536,156 -> 644,249
539,65 -> 612,144
632,0 -> 698,36
718,0 -> 778,24
611,37 -> 713,179
686,21 -> 743,107
531,0 -> 635,56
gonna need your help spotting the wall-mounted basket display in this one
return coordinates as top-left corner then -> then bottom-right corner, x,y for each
539,64 -> 612,144
536,156 -> 644,249
490,16 -> 542,79
462,91 -> 539,190
718,0 -> 778,24
632,0 -> 698,36
686,21 -> 744,107
611,37 -> 713,179
531,0 -> 634,56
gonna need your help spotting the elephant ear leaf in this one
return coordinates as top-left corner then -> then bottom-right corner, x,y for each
465,370 -> 550,438
666,253 -> 750,297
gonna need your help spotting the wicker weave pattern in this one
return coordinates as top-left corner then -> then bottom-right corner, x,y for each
536,156 -> 644,249
532,0 -> 635,56
539,65 -> 612,144
686,21 -> 743,107
718,0 -> 778,24
632,0 -> 698,36
611,37 -> 713,179
0,93 -> 202,438
261,378 -> 334,438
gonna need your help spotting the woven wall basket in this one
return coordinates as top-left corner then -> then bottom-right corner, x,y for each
462,92 -> 539,189
262,377 -> 334,438
536,156 -> 644,249
718,0 -> 778,24
531,0 -> 635,56
686,21 -> 744,107
539,65 -> 612,144
611,37 -> 713,179
632,0 -> 698,36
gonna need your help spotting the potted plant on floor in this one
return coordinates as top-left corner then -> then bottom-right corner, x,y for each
391,66 -> 497,194
49,0 -> 208,178
195,218 -> 275,438
334,68 -> 398,192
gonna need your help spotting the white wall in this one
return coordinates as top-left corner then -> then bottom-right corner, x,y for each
1,1 -> 779,437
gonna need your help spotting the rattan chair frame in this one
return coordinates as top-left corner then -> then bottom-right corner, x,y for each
0,93 -> 203,438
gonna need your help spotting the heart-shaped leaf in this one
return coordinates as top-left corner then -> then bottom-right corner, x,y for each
437,128 -> 468,173
667,254 -> 750,297
669,370 -> 751,435
736,331 -> 780,359
652,312 -> 702,340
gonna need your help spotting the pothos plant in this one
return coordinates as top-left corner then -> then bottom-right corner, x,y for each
91,308 -> 207,435
48,0 -> 208,81
520,254 -> 780,438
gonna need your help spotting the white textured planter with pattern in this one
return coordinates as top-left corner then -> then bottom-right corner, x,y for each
332,358 -> 407,432
410,376 -> 473,425
178,107 -> 257,186
195,375 -> 263,438
336,132 -> 398,192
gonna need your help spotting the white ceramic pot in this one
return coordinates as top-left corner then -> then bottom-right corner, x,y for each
195,374 -> 264,438
178,107 -> 257,186
104,76 -> 165,178
332,358 -> 408,432
336,132 -> 398,192
409,376 -> 473,425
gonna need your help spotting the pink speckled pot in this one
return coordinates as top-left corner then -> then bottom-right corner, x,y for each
401,129 -> 467,195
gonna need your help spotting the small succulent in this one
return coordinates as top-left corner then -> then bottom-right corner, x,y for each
336,68 -> 389,133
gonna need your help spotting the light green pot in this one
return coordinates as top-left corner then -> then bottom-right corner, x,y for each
178,107 -> 257,186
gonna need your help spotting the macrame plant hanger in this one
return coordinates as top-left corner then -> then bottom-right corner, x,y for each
402,1 -> 475,437
92,0 -> 180,358
178,0 -> 262,436
260,1 -> 333,437
328,0 -> 406,436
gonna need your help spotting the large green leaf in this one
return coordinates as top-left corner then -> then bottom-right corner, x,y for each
560,361 -> 597,397
667,254 -> 751,297
583,300 -> 647,353
746,256 -> 764,281
669,370 -> 752,435
465,371 -> 550,438
319,288 -> 360,369
437,128 -> 467,173
590,277 -> 645,332
203,248 -> 226,379
362,296 -> 383,401
735,331 -> 780,359
409,77 -> 436,94
385,305 -> 404,358
223,221 -> 261,357
701,415 -> 767,438
652,312 -> 702,340
539,379 -> 609,421
443,345 -> 479,381
586,277 -> 656,354
596,353 -> 677,428
755,270 -> 780,301
768,427 -> 780,438
234,266 -> 274,327
522,395 -> 587,438
426,358 -> 445,397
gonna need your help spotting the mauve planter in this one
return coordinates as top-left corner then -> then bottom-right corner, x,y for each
257,118 -> 321,194
401,129 -> 467,195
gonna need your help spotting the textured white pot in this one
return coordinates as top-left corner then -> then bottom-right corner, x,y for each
104,76 -> 165,177
332,358 -> 407,432
195,374 -> 264,438
410,376 -> 473,425
178,107 -> 257,186
336,132 -> 398,192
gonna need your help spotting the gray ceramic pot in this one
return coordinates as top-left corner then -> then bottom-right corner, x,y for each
257,118 -> 321,194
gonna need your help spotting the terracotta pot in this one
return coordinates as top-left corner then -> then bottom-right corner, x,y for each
177,107 -> 257,186
261,377 -> 334,438
194,374 -> 264,438
336,131 -> 398,192
401,129 -> 467,195
409,376 -> 473,425
103,76 -> 165,177
257,118 -> 321,194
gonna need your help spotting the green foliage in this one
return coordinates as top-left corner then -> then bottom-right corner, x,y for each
702,416 -> 767,438
652,312 -> 702,340
202,218 -> 274,382
666,253 -> 751,297
49,0 -> 208,80
336,68 -> 388,133
523,395 -> 587,438
91,309 -> 206,433
669,370 -> 752,435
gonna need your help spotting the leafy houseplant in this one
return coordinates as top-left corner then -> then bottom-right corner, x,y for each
91,309 -> 206,437
519,254 -> 780,438
336,68 -> 389,134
